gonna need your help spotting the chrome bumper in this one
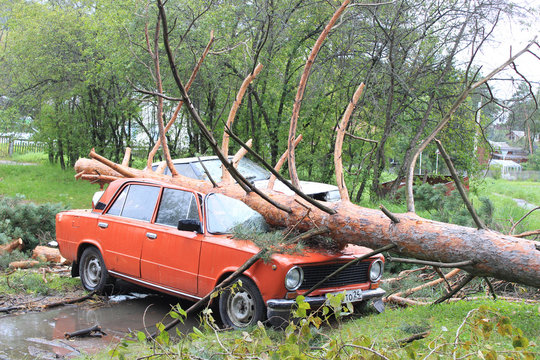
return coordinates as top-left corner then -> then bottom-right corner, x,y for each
267,287 -> 386,311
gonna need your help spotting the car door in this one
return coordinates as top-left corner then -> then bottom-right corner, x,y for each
140,187 -> 203,295
98,183 -> 160,278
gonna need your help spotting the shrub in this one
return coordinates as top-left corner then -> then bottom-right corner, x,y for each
0,195 -> 67,250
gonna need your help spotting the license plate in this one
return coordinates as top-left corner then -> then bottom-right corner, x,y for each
327,289 -> 363,303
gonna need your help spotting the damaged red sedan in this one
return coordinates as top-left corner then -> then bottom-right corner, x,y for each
56,178 -> 385,328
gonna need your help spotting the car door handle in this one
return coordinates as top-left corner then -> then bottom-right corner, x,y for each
98,222 -> 108,229
146,232 -> 157,239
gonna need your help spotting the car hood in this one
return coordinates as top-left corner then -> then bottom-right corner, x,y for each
253,179 -> 338,197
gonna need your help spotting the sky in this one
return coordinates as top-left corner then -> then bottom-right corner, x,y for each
473,0 -> 540,98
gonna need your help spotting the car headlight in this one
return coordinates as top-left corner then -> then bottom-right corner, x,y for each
285,266 -> 304,291
369,260 -> 384,282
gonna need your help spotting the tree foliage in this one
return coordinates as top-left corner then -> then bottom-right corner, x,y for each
1,0 -> 536,200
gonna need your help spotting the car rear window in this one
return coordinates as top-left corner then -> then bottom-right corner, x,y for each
155,188 -> 200,227
106,184 -> 160,222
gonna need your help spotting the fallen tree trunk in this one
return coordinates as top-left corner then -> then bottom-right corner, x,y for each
74,156 -> 540,288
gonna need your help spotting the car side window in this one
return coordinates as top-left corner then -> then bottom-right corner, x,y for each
106,184 -> 160,222
155,188 -> 200,227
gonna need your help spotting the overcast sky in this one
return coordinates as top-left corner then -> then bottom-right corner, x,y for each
473,0 -> 540,98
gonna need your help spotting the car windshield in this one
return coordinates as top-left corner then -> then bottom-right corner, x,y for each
191,158 -> 270,182
205,193 -> 268,234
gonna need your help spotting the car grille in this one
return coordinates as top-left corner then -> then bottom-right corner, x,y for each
298,261 -> 371,290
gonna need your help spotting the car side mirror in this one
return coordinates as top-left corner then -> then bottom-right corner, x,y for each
178,219 -> 203,233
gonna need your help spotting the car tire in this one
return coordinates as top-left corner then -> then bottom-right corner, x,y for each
219,275 -> 265,329
79,247 -> 110,294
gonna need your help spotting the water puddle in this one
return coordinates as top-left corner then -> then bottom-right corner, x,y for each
0,293 -> 198,359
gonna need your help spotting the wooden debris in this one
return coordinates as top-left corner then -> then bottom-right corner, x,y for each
398,331 -> 430,346
64,324 -> 106,339
32,246 -> 70,265
9,260 -> 39,269
0,238 -> 24,255
42,291 -> 96,309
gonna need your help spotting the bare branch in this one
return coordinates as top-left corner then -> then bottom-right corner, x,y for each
156,0 -> 291,213
288,0 -> 351,189
334,83 -> 364,202
345,132 -> 377,143
221,63 -> 263,183
121,147 -> 131,167
232,139 -> 252,169
225,128 -> 337,215
147,30 -> 215,170
435,139 -> 485,230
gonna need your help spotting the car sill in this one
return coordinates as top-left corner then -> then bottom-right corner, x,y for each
108,270 -> 202,301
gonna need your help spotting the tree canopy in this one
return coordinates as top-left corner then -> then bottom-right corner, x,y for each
1,0 -> 537,199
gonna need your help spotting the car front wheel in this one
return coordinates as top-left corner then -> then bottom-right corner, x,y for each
219,275 -> 265,329
79,247 -> 110,293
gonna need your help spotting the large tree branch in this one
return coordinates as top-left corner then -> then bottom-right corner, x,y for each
334,83 -> 364,202
146,31 -> 214,170
288,0 -> 351,189
156,0 -> 292,214
221,63 -> 263,183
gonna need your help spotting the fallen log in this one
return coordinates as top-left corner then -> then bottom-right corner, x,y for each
9,260 -> 39,269
74,155 -> 540,288
0,238 -> 23,255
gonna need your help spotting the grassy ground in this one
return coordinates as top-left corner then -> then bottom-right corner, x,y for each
0,153 -> 99,209
476,178 -> 540,233
0,268 -> 81,296
83,299 -> 539,359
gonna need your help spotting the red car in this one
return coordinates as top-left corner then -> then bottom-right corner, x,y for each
56,178 -> 385,328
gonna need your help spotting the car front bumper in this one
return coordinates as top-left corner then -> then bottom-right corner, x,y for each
266,287 -> 386,326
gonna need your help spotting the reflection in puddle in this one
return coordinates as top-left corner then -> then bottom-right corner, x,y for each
0,294 -> 197,359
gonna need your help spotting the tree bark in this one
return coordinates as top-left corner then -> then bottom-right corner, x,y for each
74,156 -> 540,288
0,238 -> 23,255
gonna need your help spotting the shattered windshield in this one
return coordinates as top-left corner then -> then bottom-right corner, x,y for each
192,158 -> 270,183
205,193 -> 268,234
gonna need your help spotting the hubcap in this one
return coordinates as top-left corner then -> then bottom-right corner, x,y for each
85,256 -> 102,288
227,290 -> 255,327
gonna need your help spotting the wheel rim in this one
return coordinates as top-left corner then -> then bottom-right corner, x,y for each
227,289 -> 255,327
84,256 -> 102,288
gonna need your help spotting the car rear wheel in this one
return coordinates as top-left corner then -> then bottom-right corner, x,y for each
219,276 -> 265,329
79,247 -> 110,293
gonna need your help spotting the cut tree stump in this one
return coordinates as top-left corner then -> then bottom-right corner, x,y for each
32,246 -> 70,265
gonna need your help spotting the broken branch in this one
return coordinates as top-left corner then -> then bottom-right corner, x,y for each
225,128 -> 336,214
435,139 -> 484,229
222,64 -> 263,183
334,83 -> 365,202
288,0 -> 351,188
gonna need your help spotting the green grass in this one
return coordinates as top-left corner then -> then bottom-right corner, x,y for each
0,269 -> 81,295
475,178 -> 540,233
85,299 -> 539,359
340,299 -> 539,354
0,153 -> 99,209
